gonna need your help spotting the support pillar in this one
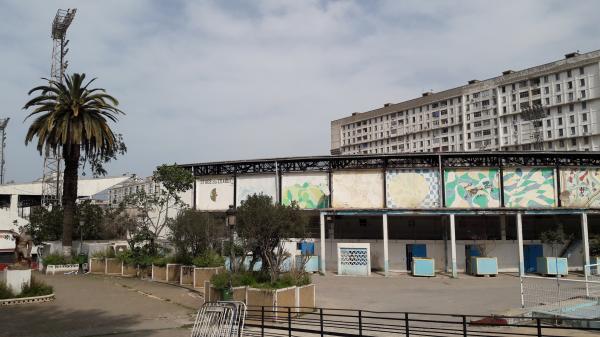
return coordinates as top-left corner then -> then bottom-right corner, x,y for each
319,212 -> 326,275
517,212 -> 525,277
450,214 -> 457,278
383,214 -> 389,276
582,212 -> 590,270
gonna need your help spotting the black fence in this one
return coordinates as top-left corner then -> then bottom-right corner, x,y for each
242,306 -> 600,337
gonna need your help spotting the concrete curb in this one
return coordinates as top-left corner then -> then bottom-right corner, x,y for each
0,293 -> 55,306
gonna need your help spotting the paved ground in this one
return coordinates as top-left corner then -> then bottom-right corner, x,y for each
313,272 -> 523,315
0,271 -> 596,336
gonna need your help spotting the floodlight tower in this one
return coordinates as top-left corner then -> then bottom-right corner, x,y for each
42,8 -> 76,206
0,118 -> 9,184
521,104 -> 546,151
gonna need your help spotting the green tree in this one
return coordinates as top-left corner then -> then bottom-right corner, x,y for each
23,73 -> 125,255
121,164 -> 194,252
168,209 -> 225,263
26,206 -> 63,245
236,194 -> 307,282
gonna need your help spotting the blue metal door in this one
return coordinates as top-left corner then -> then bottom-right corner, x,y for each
524,244 -> 543,273
406,244 -> 427,271
465,245 -> 481,274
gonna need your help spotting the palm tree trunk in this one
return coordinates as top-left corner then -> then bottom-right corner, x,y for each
61,144 -> 80,256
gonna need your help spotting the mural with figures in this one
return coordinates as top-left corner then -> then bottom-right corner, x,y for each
196,177 -> 234,210
332,171 -> 384,209
444,169 -> 500,208
281,173 -> 329,209
503,167 -> 556,207
386,169 -> 440,208
236,175 -> 277,206
559,168 -> 600,207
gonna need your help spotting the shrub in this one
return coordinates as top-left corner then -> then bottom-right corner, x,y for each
43,253 -> 69,266
210,271 -> 311,290
91,249 -> 116,260
116,250 -> 136,265
72,254 -> 88,265
19,277 -> 53,298
152,256 -> 170,267
193,251 -> 225,268
0,282 -> 14,300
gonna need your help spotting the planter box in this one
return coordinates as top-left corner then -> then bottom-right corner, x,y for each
412,258 -> 435,277
470,257 -> 498,276
166,264 -> 181,283
0,269 -> 31,295
296,256 -> 319,273
89,258 -> 105,274
105,258 -> 122,275
122,264 -> 138,277
232,286 -> 248,303
537,257 -> 568,276
203,281 -> 222,302
180,266 -> 194,286
45,264 -> 79,275
152,265 -> 167,282
590,257 -> 600,275
193,267 -> 224,289
296,284 -> 316,314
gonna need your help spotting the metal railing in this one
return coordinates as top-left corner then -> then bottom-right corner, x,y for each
242,305 -> 600,337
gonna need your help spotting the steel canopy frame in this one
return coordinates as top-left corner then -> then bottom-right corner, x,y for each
180,151 -> 600,176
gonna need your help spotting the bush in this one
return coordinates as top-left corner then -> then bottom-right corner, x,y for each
72,254 -> 88,265
0,282 -> 14,300
91,249 -> 116,260
210,271 -> 310,290
193,251 -> 225,268
20,277 -> 53,298
116,250 -> 136,265
152,256 -> 171,267
43,253 -> 69,266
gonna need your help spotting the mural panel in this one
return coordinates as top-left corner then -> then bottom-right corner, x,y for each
444,168 -> 500,208
332,171 -> 384,209
281,173 -> 329,209
236,175 -> 277,206
196,176 -> 234,211
386,169 -> 440,208
503,167 -> 556,208
559,167 -> 600,207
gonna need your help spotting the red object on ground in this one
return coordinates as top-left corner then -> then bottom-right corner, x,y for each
471,317 -> 509,326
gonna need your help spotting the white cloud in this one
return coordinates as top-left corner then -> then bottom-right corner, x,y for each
0,0 -> 599,181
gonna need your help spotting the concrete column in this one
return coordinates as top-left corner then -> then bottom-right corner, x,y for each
319,212 -> 326,274
517,212 -> 525,277
9,194 -> 18,220
383,213 -> 389,276
450,214 -> 457,278
582,212 -> 590,270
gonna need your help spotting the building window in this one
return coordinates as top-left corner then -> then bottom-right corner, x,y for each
579,67 -> 585,75
581,90 -> 586,98
567,69 -> 572,78
559,129 -> 564,137
546,119 -> 551,127
571,127 -> 576,135
543,75 -> 548,83
558,117 -> 563,125
582,101 -> 587,110
567,81 -> 573,89
547,130 -> 552,138
582,113 -> 587,122
571,138 -> 577,146
559,140 -> 565,148
580,78 -> 585,86
569,115 -> 575,123
584,137 -> 589,145
583,125 -> 589,133
556,95 -> 562,103
555,83 -> 561,91
555,73 -> 560,81
569,104 -> 574,112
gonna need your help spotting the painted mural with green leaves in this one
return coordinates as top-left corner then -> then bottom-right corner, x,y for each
444,168 -> 500,208
503,167 -> 556,207
281,173 -> 330,209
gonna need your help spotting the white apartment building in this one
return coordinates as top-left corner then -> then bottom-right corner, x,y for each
331,50 -> 600,155
108,176 -> 159,205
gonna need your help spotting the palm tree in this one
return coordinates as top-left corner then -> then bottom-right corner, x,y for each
23,73 -> 124,256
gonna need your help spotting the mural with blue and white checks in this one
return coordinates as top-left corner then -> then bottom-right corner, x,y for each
386,169 -> 441,208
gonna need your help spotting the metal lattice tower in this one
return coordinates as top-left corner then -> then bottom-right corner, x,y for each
42,8 -> 76,206
0,118 -> 8,184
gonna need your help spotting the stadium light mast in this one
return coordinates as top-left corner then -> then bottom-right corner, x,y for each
0,118 -> 9,184
42,8 -> 76,206
521,104 -> 546,151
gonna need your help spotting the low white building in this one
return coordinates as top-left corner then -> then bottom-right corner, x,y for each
0,175 -> 130,252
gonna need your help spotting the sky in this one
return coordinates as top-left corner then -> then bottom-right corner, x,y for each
1,0 -> 600,183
